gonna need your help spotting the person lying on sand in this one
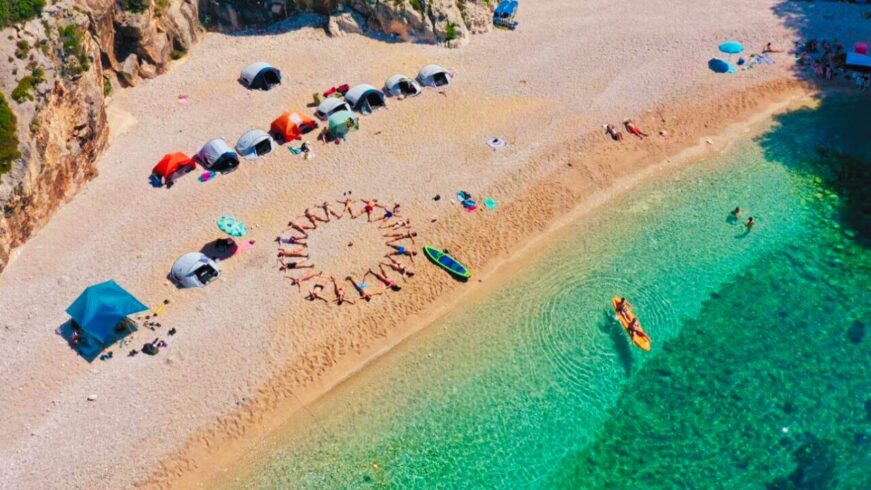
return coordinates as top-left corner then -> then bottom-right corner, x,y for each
385,231 -> 418,245
306,283 -> 329,303
290,271 -> 322,290
763,42 -> 783,53
304,207 -> 330,226
288,219 -> 314,234
330,276 -> 355,305
361,199 -> 385,222
605,124 -> 624,141
323,201 -> 343,220
379,218 -> 411,230
278,247 -> 309,258
624,119 -> 649,138
374,203 -> 402,223
386,245 -> 417,262
277,234 -> 307,246
279,258 -> 314,271
381,256 -> 415,277
345,275 -> 383,301
365,267 -> 401,291
335,198 -> 357,219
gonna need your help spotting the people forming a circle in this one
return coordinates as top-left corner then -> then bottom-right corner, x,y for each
277,196 -> 417,305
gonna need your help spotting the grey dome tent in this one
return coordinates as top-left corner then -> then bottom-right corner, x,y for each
236,129 -> 274,159
417,64 -> 452,87
385,74 -> 421,97
197,138 -> 240,172
315,97 -> 351,120
345,84 -> 386,113
240,62 -> 281,90
170,252 -> 220,288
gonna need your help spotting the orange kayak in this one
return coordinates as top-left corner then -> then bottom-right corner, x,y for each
611,297 -> 652,352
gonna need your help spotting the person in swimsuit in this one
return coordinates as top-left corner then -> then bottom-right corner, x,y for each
330,276 -> 355,305
278,234 -> 307,246
306,283 -> 329,303
731,207 -> 741,217
289,271 -> 322,290
616,297 -> 631,321
279,258 -> 313,271
335,198 -> 357,219
288,218 -> 314,234
605,123 -> 624,141
624,119 -> 649,138
386,245 -> 417,262
380,218 -> 411,230
278,247 -> 309,258
345,275 -> 383,301
321,201 -> 342,221
381,256 -> 415,277
361,199 -> 383,222
366,267 -> 401,291
745,216 -> 755,231
304,207 -> 330,226
385,231 -> 418,245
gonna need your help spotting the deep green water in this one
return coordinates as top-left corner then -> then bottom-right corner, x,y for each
240,97 -> 870,489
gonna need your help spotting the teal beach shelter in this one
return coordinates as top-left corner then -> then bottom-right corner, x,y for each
66,280 -> 148,345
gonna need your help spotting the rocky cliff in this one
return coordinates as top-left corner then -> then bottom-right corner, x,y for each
0,0 -> 492,274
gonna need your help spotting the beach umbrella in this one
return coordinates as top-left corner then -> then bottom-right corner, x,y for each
708,58 -> 737,74
719,41 -> 744,55
216,215 -> 247,237
855,42 -> 868,55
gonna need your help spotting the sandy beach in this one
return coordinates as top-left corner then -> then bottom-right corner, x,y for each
0,0 -> 866,488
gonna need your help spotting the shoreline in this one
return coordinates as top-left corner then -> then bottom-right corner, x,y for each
155,79 -> 814,489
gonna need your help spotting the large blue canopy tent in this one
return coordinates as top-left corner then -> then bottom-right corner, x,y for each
66,280 -> 148,350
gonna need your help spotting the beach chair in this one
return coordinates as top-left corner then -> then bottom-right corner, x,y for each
493,0 -> 519,30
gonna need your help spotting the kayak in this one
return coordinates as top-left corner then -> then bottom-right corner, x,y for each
423,246 -> 471,280
611,296 -> 652,352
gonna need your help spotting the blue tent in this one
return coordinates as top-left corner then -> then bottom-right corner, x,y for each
66,280 -> 148,344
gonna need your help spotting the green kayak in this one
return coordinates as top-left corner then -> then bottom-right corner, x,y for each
423,246 -> 471,280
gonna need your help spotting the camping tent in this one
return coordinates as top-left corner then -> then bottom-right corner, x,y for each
344,84 -> 387,113
315,98 -> 351,120
197,138 -> 240,172
417,64 -> 452,87
269,111 -> 318,143
170,252 -> 220,288
236,129 -> 274,158
152,152 -> 196,186
385,74 -> 422,97
327,110 -> 359,139
66,280 -> 147,346
845,52 -> 871,73
240,62 -> 281,90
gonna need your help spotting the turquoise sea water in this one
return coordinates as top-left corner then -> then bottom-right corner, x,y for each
239,98 -> 870,489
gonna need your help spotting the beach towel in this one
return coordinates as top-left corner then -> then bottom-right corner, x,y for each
289,146 -> 303,155
484,198 -> 497,210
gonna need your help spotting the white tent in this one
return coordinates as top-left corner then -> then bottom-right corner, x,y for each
170,253 -> 220,288
240,62 -> 281,90
417,64 -> 452,87
384,74 -> 422,97
344,84 -> 387,113
315,98 -> 351,120
236,129 -> 274,159
197,138 -> 240,172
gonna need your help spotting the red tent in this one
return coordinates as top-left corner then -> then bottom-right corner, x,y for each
269,111 -> 318,143
152,152 -> 196,186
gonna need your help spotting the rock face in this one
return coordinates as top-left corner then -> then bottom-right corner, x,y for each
204,0 -> 493,47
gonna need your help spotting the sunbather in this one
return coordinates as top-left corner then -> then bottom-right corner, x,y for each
335,198 -> 357,219
361,199 -> 384,222
306,283 -> 329,303
380,218 -> 411,230
330,276 -> 355,305
288,219 -> 314,234
289,271 -> 322,290
624,119 -> 649,138
346,274 -> 383,301
279,258 -> 314,271
304,207 -> 330,226
366,267 -> 401,291
322,201 -> 343,220
278,247 -> 309,258
381,256 -> 415,277
277,234 -> 307,246
605,124 -> 623,141
386,245 -> 417,262
385,231 -> 418,245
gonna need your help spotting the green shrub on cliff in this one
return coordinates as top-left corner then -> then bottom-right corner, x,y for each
445,21 -> 458,41
119,0 -> 149,13
11,67 -> 44,103
59,24 -> 90,77
0,0 -> 46,28
0,92 -> 21,176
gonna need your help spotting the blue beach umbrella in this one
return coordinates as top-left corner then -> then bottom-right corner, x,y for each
708,58 -> 737,74
719,41 -> 744,55
216,215 -> 248,237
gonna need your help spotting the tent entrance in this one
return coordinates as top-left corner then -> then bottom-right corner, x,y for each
432,73 -> 450,86
194,265 -> 219,285
254,139 -> 273,155
398,80 -> 419,96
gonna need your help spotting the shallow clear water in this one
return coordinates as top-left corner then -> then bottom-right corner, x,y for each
240,98 -> 871,489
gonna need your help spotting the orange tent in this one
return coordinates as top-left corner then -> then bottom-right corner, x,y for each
152,152 -> 196,185
269,111 -> 318,143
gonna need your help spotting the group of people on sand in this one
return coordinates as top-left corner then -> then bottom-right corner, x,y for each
797,38 -> 870,91
277,197 -> 418,305
604,119 -> 651,142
